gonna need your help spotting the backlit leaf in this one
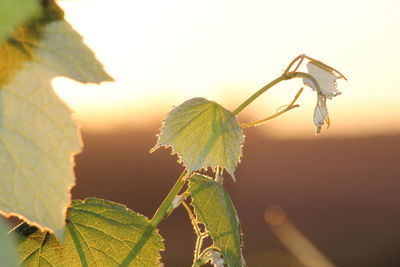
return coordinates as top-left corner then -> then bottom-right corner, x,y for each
188,174 -> 246,267
0,0 -> 41,43
0,218 -> 18,267
152,97 -> 244,181
14,198 -> 165,266
0,3 -> 112,237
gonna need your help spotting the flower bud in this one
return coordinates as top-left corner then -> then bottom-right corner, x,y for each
313,102 -> 329,134
170,195 -> 183,209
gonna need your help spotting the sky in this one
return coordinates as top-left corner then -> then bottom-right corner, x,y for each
55,0 -> 400,138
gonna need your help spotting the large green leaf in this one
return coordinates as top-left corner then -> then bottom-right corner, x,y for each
0,0 -> 41,43
151,97 -> 244,181
188,174 -> 245,267
13,198 -> 165,266
0,218 -> 18,267
0,3 -> 112,237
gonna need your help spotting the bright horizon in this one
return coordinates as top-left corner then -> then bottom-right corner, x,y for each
54,0 -> 400,138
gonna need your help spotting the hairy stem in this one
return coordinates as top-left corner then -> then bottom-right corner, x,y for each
182,200 -> 210,263
240,87 -> 304,128
182,200 -> 201,236
150,169 -> 189,227
232,75 -> 285,115
233,72 -> 319,116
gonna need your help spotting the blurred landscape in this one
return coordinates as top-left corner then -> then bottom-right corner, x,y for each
72,124 -> 400,267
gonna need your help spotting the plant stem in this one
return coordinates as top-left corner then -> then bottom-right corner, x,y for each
284,54 -> 305,74
232,72 -> 319,116
232,75 -> 285,115
241,104 -> 299,128
240,87 -> 304,128
182,196 -> 211,264
150,169 -> 189,227
181,200 -> 201,236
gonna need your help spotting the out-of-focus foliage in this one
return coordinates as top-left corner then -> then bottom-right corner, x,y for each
0,218 -> 18,267
0,2 -> 112,237
0,0 -> 41,42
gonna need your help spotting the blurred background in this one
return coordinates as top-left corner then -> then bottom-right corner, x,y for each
57,0 -> 399,266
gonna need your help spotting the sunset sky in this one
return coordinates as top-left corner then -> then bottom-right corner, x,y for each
55,0 -> 400,138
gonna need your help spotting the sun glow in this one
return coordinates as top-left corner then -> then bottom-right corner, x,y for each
56,0 -> 400,138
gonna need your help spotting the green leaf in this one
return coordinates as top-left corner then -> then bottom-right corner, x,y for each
151,97 -> 244,181
14,198 -> 165,266
14,223 -> 64,266
0,4 -> 112,237
0,0 -> 41,43
188,174 -> 246,267
0,218 -> 18,267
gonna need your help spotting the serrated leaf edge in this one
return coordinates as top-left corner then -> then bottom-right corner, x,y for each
150,98 -> 244,181
189,174 -> 246,266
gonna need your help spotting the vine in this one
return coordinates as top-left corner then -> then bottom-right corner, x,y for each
0,2 -> 346,266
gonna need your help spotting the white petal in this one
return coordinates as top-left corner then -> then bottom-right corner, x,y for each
303,77 -> 317,91
313,103 -> 329,133
306,62 -> 340,99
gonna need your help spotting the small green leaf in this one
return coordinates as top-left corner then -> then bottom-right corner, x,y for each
14,198 -> 165,266
0,0 -> 41,43
152,97 -> 244,181
0,3 -> 112,237
188,174 -> 246,267
0,218 -> 18,267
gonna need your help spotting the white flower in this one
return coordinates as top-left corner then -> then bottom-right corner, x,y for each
303,62 -> 341,99
313,95 -> 330,134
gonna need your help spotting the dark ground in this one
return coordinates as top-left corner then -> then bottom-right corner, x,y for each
72,126 -> 400,267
